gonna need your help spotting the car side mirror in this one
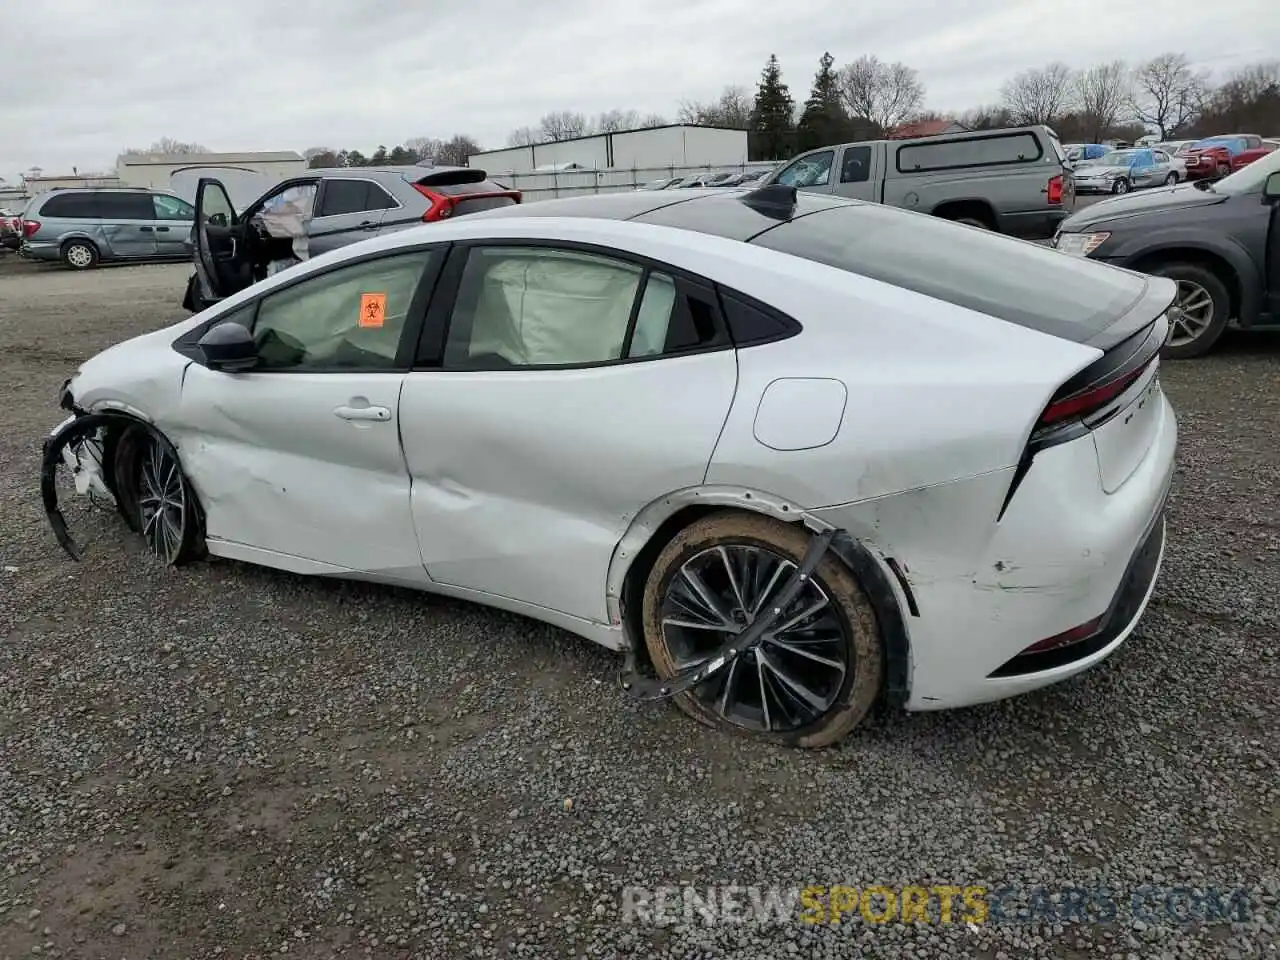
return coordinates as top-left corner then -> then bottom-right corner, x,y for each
197,320 -> 258,372
1264,171 -> 1280,203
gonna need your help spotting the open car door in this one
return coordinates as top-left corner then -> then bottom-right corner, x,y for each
186,177 -> 250,313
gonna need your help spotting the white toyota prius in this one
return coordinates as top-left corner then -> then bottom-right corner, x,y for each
42,180 -> 1177,748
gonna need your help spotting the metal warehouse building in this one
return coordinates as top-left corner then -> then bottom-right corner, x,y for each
469,124 -> 750,174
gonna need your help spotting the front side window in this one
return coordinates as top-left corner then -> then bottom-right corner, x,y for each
153,194 -> 195,220
775,151 -> 834,188
442,247 -> 687,368
251,249 -> 435,371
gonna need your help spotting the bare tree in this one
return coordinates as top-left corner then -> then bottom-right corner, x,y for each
1001,63 -> 1074,125
436,135 -> 481,166
1075,61 -> 1130,142
405,136 -> 445,162
638,112 -> 667,128
121,138 -> 209,157
595,109 -> 640,132
506,127 -> 543,147
955,104 -> 1015,131
677,85 -> 753,128
835,56 -> 925,131
540,111 -> 590,142
1129,53 -> 1209,139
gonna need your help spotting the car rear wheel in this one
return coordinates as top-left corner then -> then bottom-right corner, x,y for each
1164,173 -> 1178,185
61,240 -> 98,270
1153,262 -> 1230,359
1111,178 -> 1130,194
641,511 -> 883,748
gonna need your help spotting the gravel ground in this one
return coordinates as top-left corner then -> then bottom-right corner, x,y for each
1,257 -> 1277,960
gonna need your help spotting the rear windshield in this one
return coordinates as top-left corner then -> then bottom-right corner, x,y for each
750,204 -> 1146,342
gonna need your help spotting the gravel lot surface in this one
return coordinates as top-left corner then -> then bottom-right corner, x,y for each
1,256 -> 1277,960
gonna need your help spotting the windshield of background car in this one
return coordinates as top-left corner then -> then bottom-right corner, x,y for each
1099,151 -> 1136,166
1213,147 -> 1280,195
751,203 -> 1147,342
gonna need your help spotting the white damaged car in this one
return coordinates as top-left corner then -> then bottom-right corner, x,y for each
42,182 -> 1177,747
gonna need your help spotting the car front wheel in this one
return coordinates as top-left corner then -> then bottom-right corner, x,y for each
1153,262 -> 1231,359
1111,178 -> 1130,194
641,511 -> 883,748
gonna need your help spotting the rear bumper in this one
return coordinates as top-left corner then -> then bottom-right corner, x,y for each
875,391 -> 1172,716
20,241 -> 61,262
1001,209 -> 1069,240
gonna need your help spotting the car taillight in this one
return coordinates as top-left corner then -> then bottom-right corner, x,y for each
412,183 -> 524,223
22,220 -> 40,238
412,184 -> 455,222
1036,358 -> 1154,428
1046,174 -> 1063,205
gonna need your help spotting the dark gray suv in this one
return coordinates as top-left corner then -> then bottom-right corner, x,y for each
1053,148 -> 1280,358
20,187 -> 196,269
184,166 -> 520,312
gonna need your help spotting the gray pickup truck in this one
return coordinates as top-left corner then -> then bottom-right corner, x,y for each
762,125 -> 1074,240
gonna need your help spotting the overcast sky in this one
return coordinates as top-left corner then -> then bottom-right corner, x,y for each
3,0 -> 1277,182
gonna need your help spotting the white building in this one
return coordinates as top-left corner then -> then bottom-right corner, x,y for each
470,124 -> 750,174
115,150 -> 306,191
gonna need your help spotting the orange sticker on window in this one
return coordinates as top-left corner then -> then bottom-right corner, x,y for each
359,292 -> 387,328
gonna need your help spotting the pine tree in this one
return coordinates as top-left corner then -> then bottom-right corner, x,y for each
752,54 -> 795,160
797,52 -> 849,151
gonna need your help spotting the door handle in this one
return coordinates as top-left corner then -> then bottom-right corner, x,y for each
139,226 -> 154,232
156,226 -> 170,232
334,404 -> 391,422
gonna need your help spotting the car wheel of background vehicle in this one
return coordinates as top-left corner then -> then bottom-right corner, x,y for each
61,240 -> 98,270
641,511 -> 883,748
113,425 -> 204,566
954,217 -> 989,229
1111,178 -> 1130,194
1152,262 -> 1231,359
1164,173 -> 1178,185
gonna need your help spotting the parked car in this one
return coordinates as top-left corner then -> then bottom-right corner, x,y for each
182,166 -> 520,312
0,209 -> 19,251
1176,135 -> 1266,181
45,183 -> 1176,747
18,187 -> 197,269
1064,143 -> 1108,166
1052,148 -> 1280,359
760,125 -> 1073,239
638,178 -> 682,191
1071,148 -> 1181,194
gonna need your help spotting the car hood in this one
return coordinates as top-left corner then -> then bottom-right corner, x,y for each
1060,182 -> 1224,230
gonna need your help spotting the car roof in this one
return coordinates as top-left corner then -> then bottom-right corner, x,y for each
304,165 -> 481,180
463,187 -> 867,243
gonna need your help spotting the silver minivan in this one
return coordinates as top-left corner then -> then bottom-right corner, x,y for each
20,187 -> 195,269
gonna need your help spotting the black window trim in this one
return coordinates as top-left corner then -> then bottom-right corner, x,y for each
894,130 -> 1045,174
171,242 -> 449,374
713,284 -> 803,347
412,238 -> 734,372
313,175 -> 404,220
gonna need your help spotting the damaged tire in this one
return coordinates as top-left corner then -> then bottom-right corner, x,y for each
641,511 -> 883,748
113,425 -> 204,566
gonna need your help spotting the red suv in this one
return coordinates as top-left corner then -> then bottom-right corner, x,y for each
1177,135 -> 1267,181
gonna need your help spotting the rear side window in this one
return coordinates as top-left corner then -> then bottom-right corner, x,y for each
318,179 -> 397,217
896,132 -> 1043,173
38,193 -> 99,218
94,193 -> 155,219
750,204 -> 1146,342
840,146 -> 872,183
